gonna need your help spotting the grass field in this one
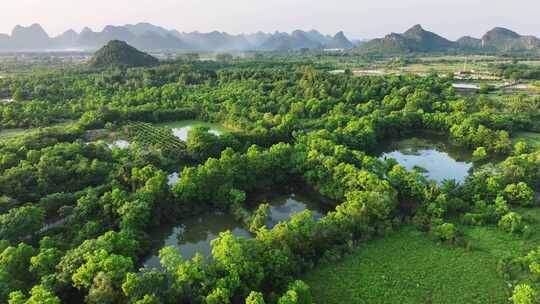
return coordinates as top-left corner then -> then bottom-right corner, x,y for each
303,208 -> 540,304
462,208 -> 540,259
303,227 -> 509,304
303,214 -> 540,304
0,120 -> 76,140
0,128 -> 28,139
512,132 -> 540,149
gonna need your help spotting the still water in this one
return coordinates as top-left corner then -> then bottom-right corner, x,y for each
378,135 -> 473,184
265,192 -> 328,228
155,120 -> 230,141
143,191 -> 329,269
144,211 -> 251,269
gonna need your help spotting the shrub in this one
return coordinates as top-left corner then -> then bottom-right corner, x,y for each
511,284 -> 536,304
498,212 -> 524,234
504,183 -> 535,207
494,196 -> 510,217
277,281 -> 313,304
432,223 -> 457,242
249,203 -> 270,232
246,291 -> 265,304
496,256 -> 521,280
524,246 -> 540,278
472,147 -> 488,162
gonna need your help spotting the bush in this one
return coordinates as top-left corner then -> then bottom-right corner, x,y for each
278,281 -> 313,304
246,291 -> 265,304
523,246 -> 540,278
496,256 -> 521,280
462,212 -> 487,226
511,284 -> 536,304
494,196 -> 510,217
513,141 -> 530,156
249,203 -> 270,232
498,212 -> 524,234
472,147 -> 488,162
504,183 -> 535,207
432,223 -> 457,242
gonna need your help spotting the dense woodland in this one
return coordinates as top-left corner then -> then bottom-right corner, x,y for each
1,58 -> 540,303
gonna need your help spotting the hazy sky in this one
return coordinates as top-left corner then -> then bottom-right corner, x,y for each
1,0 -> 539,40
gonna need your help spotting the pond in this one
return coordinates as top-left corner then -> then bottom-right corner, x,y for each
167,172 -> 179,186
107,139 -> 130,149
155,120 -> 231,142
143,211 -> 251,270
143,190 -> 330,270
377,134 -> 473,184
264,192 -> 329,228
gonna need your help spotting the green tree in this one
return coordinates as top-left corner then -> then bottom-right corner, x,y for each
504,183 -> 535,207
0,206 -> 45,242
246,291 -> 265,304
277,281 -> 313,304
498,212 -> 523,234
472,147 -> 487,162
8,285 -> 60,304
432,223 -> 457,242
187,127 -> 221,161
122,271 -> 167,303
511,284 -> 536,304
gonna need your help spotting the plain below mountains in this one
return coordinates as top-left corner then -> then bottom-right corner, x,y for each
0,23 -> 355,52
358,24 -> 540,55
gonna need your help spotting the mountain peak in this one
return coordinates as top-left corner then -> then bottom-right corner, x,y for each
325,31 -> 353,49
12,23 -> 48,37
483,27 -> 520,40
408,24 -> 424,31
360,24 -> 454,54
480,27 -> 540,51
10,23 -> 50,49
404,24 -> 427,36
334,31 -> 346,38
88,40 -> 159,68
29,23 -> 44,30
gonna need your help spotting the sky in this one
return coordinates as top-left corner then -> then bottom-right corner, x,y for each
1,0 -> 539,40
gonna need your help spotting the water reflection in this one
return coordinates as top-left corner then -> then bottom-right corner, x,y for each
155,120 -> 229,141
263,192 -> 329,228
167,172 -> 179,186
107,140 -> 130,149
378,135 -> 473,184
143,211 -> 251,269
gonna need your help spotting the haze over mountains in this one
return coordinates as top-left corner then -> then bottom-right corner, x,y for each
359,24 -> 540,55
1,23 -> 539,55
0,23 -> 354,52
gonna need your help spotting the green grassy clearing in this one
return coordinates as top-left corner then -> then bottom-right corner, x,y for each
303,226 -> 514,304
304,208 -> 540,304
462,208 -> 540,259
0,120 -> 76,140
0,128 -> 29,139
512,132 -> 540,149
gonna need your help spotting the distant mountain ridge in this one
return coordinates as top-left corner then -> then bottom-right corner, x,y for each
359,24 -> 540,55
326,31 -> 354,49
2,23 -> 537,54
0,23 -> 354,52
